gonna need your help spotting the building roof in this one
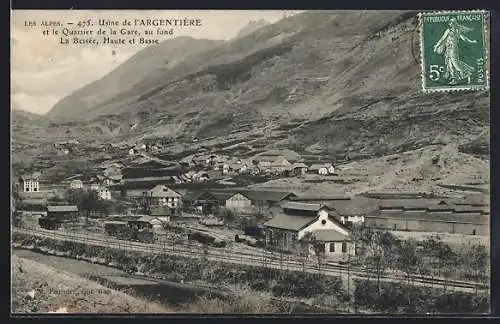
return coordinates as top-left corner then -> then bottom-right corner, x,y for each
181,190 -> 205,202
281,201 -> 324,212
270,156 -> 292,167
369,210 -> 489,225
104,220 -> 128,225
291,162 -> 309,169
309,163 -> 333,170
451,194 -> 489,206
230,163 -> 243,170
379,199 -> 447,210
47,205 -> 78,212
134,215 -> 163,223
20,198 -> 48,206
239,190 -> 296,203
452,205 -> 486,213
313,229 -> 349,242
264,213 -> 315,231
149,185 -> 181,198
61,174 -> 83,182
210,191 -> 238,201
107,174 -> 123,181
20,173 -> 41,181
150,206 -> 171,216
328,197 -> 380,216
293,194 -> 351,201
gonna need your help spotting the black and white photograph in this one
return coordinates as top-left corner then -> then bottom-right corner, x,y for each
10,9 -> 491,315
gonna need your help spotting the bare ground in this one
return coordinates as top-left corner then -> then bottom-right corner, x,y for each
11,255 -> 171,314
391,231 -> 490,249
249,145 -> 489,197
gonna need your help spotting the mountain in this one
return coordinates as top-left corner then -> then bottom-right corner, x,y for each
46,37 -> 225,119
17,11 -> 489,164
234,19 -> 271,39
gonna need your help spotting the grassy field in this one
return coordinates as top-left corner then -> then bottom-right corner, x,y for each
11,255 -> 170,314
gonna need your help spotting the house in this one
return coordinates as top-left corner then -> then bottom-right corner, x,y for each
364,198 -> 488,235
127,215 -> 165,233
46,205 -> 79,219
184,191 -> 235,215
269,156 -> 292,172
309,163 -> 335,175
263,202 -> 351,254
98,187 -> 112,200
193,155 -> 211,165
143,185 -> 182,215
313,230 -> 355,257
19,174 -> 40,192
135,143 -> 147,151
225,193 -> 253,211
291,162 -> 309,176
18,198 -> 48,214
327,197 -> 380,226
223,190 -> 297,213
149,206 -> 171,222
70,179 -> 84,190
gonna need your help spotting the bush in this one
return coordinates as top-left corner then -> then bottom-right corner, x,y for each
353,279 -> 490,314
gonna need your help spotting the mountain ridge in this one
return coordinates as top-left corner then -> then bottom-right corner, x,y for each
13,10 -> 490,167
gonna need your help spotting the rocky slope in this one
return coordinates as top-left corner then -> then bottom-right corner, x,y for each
46,37 -> 225,119
234,19 -> 271,39
14,11 -> 490,165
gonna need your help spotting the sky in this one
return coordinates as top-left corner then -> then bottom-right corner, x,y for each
11,10 -> 302,115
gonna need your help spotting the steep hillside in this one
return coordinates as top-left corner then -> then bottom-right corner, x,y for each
234,19 -> 271,39
46,37 -> 225,119
14,11 -> 490,167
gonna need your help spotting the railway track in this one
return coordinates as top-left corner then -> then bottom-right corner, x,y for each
12,227 -> 488,292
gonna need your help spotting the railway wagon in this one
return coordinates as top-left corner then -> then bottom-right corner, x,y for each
105,220 -> 156,243
38,217 -> 61,230
104,221 -> 128,236
188,231 -> 227,248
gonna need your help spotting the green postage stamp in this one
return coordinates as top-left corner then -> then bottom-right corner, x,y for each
419,10 -> 489,92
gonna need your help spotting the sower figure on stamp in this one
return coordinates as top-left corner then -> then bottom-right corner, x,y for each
433,18 -> 477,85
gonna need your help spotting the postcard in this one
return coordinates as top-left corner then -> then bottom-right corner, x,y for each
11,9 -> 491,315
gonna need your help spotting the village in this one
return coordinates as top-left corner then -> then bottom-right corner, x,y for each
12,138 -> 490,263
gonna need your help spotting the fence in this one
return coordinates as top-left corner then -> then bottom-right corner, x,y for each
11,223 -> 489,292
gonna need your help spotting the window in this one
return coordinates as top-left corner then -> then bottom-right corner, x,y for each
33,188 -> 38,192
342,242 -> 347,253
329,243 -> 335,252
321,220 -> 327,225
473,229 -> 476,235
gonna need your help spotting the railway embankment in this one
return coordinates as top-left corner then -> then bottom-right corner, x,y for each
11,231 -> 490,314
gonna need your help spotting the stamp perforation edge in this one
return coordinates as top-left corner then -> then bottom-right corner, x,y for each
419,10 -> 490,93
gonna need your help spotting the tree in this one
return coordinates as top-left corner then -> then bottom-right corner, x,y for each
470,244 -> 489,294
396,239 -> 420,305
301,232 -> 325,273
350,224 -> 375,280
65,189 -> 104,222
293,238 -> 310,273
421,235 -> 455,293
367,230 -> 399,297
218,207 -> 236,223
